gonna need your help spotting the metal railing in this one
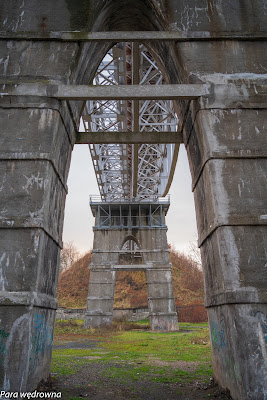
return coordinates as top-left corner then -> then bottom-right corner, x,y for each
89,194 -> 170,204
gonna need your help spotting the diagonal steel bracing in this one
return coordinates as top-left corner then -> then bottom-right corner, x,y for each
80,42 -> 179,201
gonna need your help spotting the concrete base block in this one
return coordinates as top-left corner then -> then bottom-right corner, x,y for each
0,306 -> 55,392
84,315 -> 113,328
85,269 -> 116,328
208,304 -> 267,400
149,314 -> 179,331
145,268 -> 178,330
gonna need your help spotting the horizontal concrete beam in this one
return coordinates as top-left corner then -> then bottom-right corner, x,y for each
2,81 -> 265,107
0,83 -> 209,100
76,131 -> 183,144
90,264 -> 172,271
198,217 -> 267,247
0,291 -> 58,309
91,249 -> 169,253
0,31 -> 266,42
205,289 -> 261,307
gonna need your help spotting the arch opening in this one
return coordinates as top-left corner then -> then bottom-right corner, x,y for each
119,235 -> 143,265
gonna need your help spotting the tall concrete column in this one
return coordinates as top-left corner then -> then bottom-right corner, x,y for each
145,268 -> 178,331
84,268 -> 116,328
185,79 -> 267,399
0,40 -> 78,391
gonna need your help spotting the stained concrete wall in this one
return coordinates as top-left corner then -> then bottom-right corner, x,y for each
0,37 -> 78,391
56,307 -> 150,322
86,226 -> 178,331
91,228 -> 170,265
177,35 -> 267,400
0,1 -> 266,398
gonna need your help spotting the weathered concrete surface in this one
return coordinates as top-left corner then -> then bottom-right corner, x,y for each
184,84 -> 267,399
0,306 -> 55,392
0,1 -> 266,398
91,230 -> 171,265
0,100 -> 74,390
85,208 -> 178,331
0,36 -> 78,392
84,269 -> 116,328
0,83 -> 208,100
57,306 -> 150,322
208,304 -> 267,400
76,130 -> 184,144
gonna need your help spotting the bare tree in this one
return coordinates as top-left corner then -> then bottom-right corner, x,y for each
60,241 -> 80,272
189,236 -> 202,270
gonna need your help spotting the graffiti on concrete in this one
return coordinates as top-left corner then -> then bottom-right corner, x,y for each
32,313 -> 53,354
251,345 -> 263,368
249,311 -> 267,371
211,318 -> 241,383
255,312 -> 267,349
0,329 -> 9,360
226,356 -> 241,383
29,313 -> 53,369
260,318 -> 267,346
211,319 -> 226,350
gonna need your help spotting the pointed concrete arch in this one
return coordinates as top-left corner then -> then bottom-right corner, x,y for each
119,235 -> 143,265
68,0 -> 186,121
0,1 -> 266,398
120,234 -> 142,250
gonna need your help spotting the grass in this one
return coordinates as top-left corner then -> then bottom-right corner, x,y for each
97,332 -> 210,364
51,319 -> 213,399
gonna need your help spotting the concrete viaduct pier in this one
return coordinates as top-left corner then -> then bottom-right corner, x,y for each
85,197 -> 178,331
0,1 -> 266,399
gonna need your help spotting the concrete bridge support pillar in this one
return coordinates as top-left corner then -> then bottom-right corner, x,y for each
145,268 -> 178,331
85,200 -> 178,331
0,41 -> 77,391
185,83 -> 267,399
84,269 -> 116,327
0,103 -> 73,391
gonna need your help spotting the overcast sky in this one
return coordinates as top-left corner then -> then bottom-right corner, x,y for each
62,144 -> 198,255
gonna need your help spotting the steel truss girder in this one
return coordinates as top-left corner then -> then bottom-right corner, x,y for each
81,42 -> 179,201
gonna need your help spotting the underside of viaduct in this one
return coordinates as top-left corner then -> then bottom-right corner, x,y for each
0,1 -> 266,399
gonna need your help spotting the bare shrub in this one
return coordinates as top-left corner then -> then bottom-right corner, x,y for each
178,305 -> 208,323
60,241 -> 80,272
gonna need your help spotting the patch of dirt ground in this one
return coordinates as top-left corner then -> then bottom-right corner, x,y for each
48,332 -> 232,400
43,361 -> 232,400
147,357 -> 200,371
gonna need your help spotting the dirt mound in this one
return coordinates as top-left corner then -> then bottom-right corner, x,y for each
57,248 -> 207,322
57,252 -> 91,308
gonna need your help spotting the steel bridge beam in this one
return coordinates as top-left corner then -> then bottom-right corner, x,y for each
76,131 -> 183,144
132,42 -> 141,198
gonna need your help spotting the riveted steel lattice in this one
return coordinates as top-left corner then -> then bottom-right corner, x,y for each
81,43 -> 178,201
